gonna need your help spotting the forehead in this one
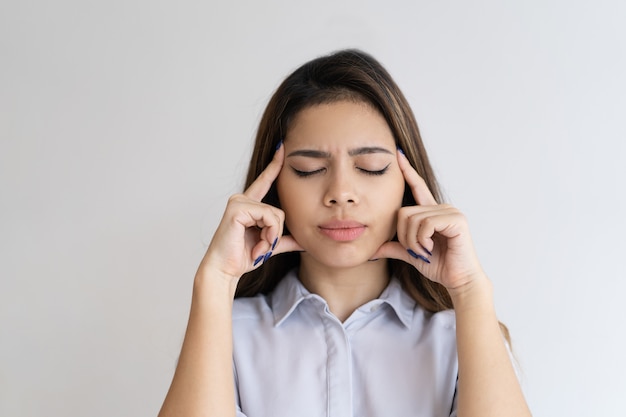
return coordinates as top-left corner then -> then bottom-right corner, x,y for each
286,101 -> 395,149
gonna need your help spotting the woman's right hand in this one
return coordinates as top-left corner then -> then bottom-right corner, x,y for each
198,142 -> 303,283
161,146 -> 301,417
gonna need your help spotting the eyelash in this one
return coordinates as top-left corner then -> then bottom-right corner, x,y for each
359,165 -> 390,176
292,164 -> 390,177
293,168 -> 324,177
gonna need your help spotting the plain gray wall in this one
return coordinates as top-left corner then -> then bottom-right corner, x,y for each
2,1 -> 625,416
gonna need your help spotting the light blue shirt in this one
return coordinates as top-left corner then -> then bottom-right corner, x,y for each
232,269 -> 458,417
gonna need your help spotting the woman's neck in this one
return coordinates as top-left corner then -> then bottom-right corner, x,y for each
298,256 -> 390,322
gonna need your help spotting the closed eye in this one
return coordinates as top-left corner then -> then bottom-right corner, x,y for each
357,163 -> 390,176
292,167 -> 326,177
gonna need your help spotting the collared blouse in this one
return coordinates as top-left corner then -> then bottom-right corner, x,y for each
232,270 -> 458,417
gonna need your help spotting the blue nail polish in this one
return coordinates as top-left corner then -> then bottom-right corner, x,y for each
275,140 -> 283,151
271,237 -> 278,251
407,249 -> 430,263
397,146 -> 405,155
262,251 -> 272,264
253,255 -> 264,266
421,246 -> 433,257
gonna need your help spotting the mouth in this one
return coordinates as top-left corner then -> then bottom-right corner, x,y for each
318,220 -> 366,242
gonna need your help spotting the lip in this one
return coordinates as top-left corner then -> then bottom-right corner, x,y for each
318,220 -> 366,242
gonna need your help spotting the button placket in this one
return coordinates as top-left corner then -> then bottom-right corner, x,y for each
321,310 -> 353,416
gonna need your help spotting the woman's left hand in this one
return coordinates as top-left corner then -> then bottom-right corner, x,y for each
370,150 -> 486,291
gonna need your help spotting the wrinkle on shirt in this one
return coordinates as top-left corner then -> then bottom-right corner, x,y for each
232,269 -> 459,417
269,270 -> 418,329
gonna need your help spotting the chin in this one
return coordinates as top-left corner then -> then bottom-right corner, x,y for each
302,247 -> 376,269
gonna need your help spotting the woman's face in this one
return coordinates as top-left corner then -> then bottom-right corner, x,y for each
276,100 -> 405,268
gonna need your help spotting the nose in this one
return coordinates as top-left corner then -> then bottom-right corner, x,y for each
323,170 -> 359,206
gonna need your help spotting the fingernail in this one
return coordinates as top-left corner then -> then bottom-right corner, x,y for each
397,146 -> 405,155
271,237 -> 278,251
253,255 -> 264,266
421,245 -> 433,257
275,140 -> 283,152
407,249 -> 430,264
368,258 -> 379,262
262,251 -> 273,264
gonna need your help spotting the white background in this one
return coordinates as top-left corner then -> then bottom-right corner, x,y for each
2,1 -> 625,416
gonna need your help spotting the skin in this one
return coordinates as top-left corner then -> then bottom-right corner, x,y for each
277,101 -> 405,320
158,100 -> 532,417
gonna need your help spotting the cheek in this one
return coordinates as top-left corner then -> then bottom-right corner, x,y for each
276,174 -> 290,213
385,170 -> 406,206
276,175 -> 307,226
381,172 -> 406,222
382,178 -> 405,238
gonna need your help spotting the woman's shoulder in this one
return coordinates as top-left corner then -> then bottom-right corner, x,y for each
383,277 -> 456,332
424,308 -> 456,327
412,303 -> 457,335
232,293 -> 272,322
232,269 -> 303,324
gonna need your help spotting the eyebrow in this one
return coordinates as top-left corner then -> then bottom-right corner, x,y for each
287,146 -> 393,158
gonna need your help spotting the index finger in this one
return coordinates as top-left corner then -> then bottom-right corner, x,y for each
397,149 -> 437,206
245,141 -> 284,201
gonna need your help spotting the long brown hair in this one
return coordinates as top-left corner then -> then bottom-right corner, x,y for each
233,49 -> 458,315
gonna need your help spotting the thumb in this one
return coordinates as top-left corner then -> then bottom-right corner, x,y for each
272,235 -> 305,256
370,241 -> 411,262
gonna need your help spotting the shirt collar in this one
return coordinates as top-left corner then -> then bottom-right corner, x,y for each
270,269 -> 415,328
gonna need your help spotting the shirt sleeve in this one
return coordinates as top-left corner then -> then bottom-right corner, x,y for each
234,361 -> 247,417
449,375 -> 458,417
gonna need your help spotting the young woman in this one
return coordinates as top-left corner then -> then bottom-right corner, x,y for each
158,49 -> 532,417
